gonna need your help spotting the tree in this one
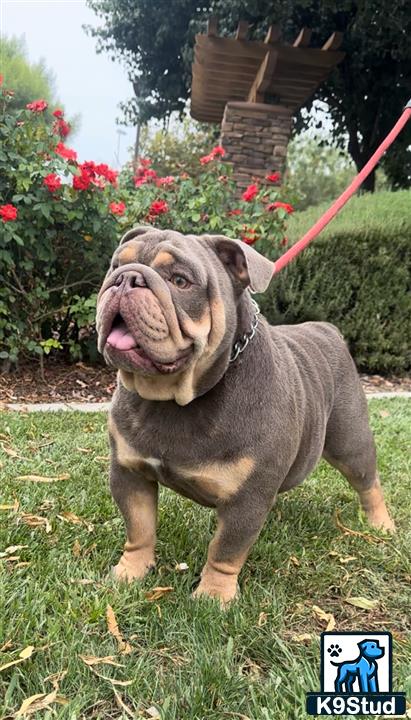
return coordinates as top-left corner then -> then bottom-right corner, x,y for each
86,0 -> 411,190
85,0 -> 202,123
1,36 -> 60,111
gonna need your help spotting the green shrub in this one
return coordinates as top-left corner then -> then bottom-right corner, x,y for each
259,190 -> 411,374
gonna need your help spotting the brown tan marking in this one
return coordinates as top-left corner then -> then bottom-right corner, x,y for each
118,244 -> 140,265
323,450 -> 395,532
151,250 -> 175,268
108,413 -> 159,582
178,456 -> 255,503
358,480 -> 395,532
108,412 -> 160,482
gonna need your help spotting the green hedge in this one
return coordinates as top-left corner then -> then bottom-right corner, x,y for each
259,190 -> 411,375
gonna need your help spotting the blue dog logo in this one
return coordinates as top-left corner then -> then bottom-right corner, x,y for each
306,631 -> 406,716
331,639 -> 384,693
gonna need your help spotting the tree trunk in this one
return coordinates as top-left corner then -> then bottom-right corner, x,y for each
347,124 -> 376,193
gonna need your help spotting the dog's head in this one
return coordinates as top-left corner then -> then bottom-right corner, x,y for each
96,226 -> 274,405
358,640 -> 385,659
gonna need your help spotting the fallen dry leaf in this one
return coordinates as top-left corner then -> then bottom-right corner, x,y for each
339,555 -> 357,564
58,511 -> 94,532
175,562 -> 189,572
0,640 -> 13,652
1,443 -> 22,459
72,539 -> 81,557
257,612 -> 268,627
379,409 -> 391,418
335,510 -> 385,544
83,662 -> 133,686
344,596 -> 379,610
145,706 -> 161,719
19,512 -> 52,533
291,633 -> 314,643
0,645 -> 34,673
106,604 -> 132,654
145,586 -> 173,602
289,555 -> 300,567
313,605 -> 336,631
0,544 -> 28,558
16,689 -> 68,716
15,473 -> 70,483
80,654 -> 124,668
113,688 -> 135,718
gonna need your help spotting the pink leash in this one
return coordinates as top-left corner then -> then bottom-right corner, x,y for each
273,100 -> 411,275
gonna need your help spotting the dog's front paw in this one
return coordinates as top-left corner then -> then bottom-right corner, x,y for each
112,550 -> 155,583
192,566 -> 239,607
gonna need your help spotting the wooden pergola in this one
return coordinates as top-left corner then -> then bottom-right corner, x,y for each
191,19 -> 344,122
190,19 -> 345,188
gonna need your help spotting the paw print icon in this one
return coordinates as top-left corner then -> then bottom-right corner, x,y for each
327,643 -> 342,658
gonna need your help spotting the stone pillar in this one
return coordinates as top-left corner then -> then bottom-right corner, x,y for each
220,101 -> 293,191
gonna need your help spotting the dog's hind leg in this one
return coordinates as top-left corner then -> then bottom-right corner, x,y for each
323,389 -> 395,532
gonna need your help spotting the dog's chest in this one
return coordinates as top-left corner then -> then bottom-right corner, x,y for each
109,415 -> 254,507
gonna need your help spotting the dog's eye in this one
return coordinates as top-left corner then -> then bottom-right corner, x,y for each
170,274 -> 191,289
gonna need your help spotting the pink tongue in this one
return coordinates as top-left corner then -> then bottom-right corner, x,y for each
107,322 -> 137,350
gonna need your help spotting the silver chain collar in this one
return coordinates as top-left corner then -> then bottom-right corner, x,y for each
229,297 -> 260,363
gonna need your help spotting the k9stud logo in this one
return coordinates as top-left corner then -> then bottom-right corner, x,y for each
306,631 -> 406,716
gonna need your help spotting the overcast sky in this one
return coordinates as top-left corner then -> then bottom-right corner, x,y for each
1,0 -> 136,166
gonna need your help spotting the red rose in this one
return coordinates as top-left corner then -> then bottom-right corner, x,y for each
241,227 -> 258,245
134,167 -> 157,186
211,145 -> 225,158
109,201 -> 126,216
242,184 -> 259,202
26,99 -> 48,112
156,175 -> 175,186
95,163 -> 118,186
82,161 -> 96,174
267,201 -> 294,214
53,108 -> 64,118
73,169 -> 92,191
0,75 -> 3,86
149,200 -> 169,216
266,171 -> 281,183
200,153 -> 213,165
0,204 -> 18,222
53,118 -> 71,138
139,157 -> 151,168
55,142 -> 77,162
227,209 -> 242,216
43,173 -> 61,193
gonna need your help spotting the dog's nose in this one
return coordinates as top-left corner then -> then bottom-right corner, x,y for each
114,271 -> 147,289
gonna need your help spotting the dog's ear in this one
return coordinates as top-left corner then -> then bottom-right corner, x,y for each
119,225 -> 153,245
211,236 -> 275,293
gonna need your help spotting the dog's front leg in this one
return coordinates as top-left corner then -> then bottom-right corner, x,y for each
110,458 -> 158,582
193,492 -> 273,606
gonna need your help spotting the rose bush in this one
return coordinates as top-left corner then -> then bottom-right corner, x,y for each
0,77 -> 294,366
119,150 -> 293,259
0,83 -> 124,365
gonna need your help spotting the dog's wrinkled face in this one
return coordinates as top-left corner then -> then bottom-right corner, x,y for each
96,226 -> 274,405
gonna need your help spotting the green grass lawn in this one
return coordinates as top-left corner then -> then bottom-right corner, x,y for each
1,399 -> 410,719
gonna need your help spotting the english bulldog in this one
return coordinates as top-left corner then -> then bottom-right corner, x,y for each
96,226 -> 394,605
